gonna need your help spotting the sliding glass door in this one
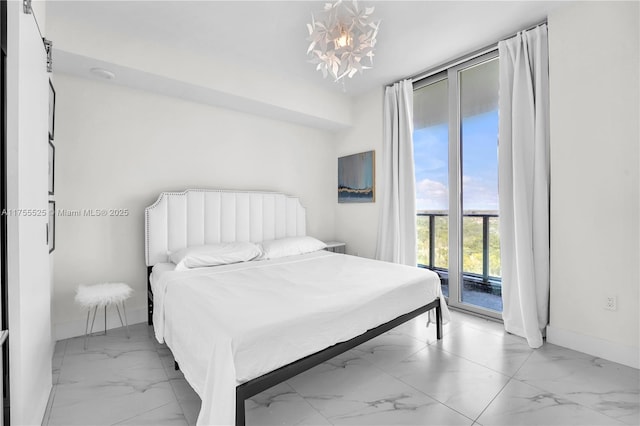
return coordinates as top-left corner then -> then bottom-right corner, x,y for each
414,74 -> 450,294
414,51 -> 501,318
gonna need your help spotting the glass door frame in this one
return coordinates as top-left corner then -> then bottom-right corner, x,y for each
446,49 -> 501,320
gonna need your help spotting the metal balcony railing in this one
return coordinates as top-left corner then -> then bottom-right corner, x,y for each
416,210 -> 502,292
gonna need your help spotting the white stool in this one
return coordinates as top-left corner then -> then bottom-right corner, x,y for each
75,283 -> 133,349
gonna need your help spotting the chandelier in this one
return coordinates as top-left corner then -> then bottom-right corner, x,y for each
306,0 -> 380,83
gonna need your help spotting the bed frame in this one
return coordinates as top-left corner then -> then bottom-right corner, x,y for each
145,189 -> 443,426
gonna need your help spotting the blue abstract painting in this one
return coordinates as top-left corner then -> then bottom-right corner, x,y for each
338,150 -> 375,203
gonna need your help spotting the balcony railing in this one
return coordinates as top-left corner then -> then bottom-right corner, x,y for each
417,210 -> 502,295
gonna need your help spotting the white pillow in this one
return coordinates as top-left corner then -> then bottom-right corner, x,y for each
259,236 -> 327,260
169,242 -> 262,271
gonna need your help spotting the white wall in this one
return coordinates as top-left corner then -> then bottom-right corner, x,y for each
335,88 -> 385,258
6,1 -> 53,424
547,1 -> 639,368
52,74 -> 338,339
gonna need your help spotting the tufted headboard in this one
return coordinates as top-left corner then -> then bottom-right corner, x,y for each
144,189 -> 307,266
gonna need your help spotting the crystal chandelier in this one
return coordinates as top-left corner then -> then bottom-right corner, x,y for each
306,0 -> 381,83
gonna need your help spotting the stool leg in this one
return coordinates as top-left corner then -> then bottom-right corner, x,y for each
87,306 -> 98,348
115,303 -> 123,326
104,305 -> 108,335
122,301 -> 130,338
89,305 -> 98,335
115,303 -> 128,337
83,309 -> 91,350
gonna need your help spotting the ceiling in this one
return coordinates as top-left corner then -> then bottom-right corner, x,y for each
47,0 -> 567,97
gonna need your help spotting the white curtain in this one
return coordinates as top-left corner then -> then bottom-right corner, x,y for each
376,80 -> 417,266
498,25 -> 550,348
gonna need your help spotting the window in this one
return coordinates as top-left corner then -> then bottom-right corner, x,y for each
413,51 -> 502,317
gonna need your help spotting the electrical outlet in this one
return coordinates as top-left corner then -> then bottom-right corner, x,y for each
605,295 -> 617,311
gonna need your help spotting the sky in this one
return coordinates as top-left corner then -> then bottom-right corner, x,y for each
414,109 -> 499,212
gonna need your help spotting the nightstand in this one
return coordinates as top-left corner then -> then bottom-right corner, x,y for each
324,241 -> 346,254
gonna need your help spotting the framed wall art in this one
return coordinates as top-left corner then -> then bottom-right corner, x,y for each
48,79 -> 55,140
48,140 -> 55,195
48,200 -> 55,253
338,150 -> 375,203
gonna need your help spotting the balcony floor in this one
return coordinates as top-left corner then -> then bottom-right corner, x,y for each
442,283 -> 503,313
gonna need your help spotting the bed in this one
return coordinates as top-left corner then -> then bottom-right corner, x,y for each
145,189 -> 449,426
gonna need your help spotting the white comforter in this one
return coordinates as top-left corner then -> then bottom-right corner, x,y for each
151,251 -> 449,425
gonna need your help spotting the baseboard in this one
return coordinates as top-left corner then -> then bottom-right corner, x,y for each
546,325 -> 639,369
41,384 -> 55,425
54,307 -> 147,341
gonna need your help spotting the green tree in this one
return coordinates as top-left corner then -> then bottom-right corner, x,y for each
416,214 -> 501,279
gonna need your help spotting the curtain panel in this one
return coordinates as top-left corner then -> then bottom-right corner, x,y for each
376,80 -> 417,266
498,24 -> 550,348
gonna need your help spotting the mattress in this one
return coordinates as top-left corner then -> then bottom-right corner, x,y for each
151,250 -> 449,425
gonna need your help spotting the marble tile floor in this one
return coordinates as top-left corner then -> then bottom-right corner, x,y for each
43,310 -> 639,426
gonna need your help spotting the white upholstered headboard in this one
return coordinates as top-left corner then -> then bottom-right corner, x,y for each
145,189 -> 307,266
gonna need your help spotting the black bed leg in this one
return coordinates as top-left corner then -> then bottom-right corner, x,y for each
436,304 -> 442,340
235,394 -> 246,426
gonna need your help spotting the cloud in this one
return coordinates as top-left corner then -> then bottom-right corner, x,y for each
461,175 -> 498,211
416,178 -> 448,211
415,176 -> 498,212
